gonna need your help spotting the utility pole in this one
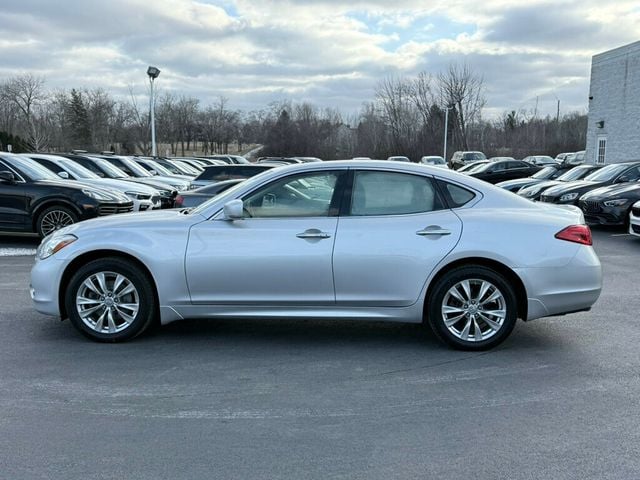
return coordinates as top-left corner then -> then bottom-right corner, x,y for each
556,99 -> 560,123
443,104 -> 454,162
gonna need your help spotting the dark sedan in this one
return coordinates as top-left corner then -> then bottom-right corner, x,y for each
496,165 -> 571,192
540,162 -> 640,205
578,181 -> 640,226
517,164 -> 602,201
189,164 -> 276,189
466,160 -> 541,184
175,179 -> 243,208
0,153 -> 133,237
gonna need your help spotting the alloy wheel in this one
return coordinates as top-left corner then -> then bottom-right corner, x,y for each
40,210 -> 75,236
441,278 -> 506,342
75,271 -> 140,334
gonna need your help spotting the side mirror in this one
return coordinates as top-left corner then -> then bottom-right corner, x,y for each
0,170 -> 16,183
223,199 -> 244,220
149,169 -> 158,176
58,171 -> 70,179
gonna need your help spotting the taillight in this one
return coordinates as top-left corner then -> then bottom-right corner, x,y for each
175,195 -> 184,207
555,225 -> 592,245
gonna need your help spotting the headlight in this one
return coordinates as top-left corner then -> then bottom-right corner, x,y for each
125,191 -> 148,200
188,184 -> 199,190
520,188 -> 538,197
37,234 -> 77,260
174,183 -> 189,191
82,188 -> 113,201
603,198 -> 629,207
559,192 -> 579,202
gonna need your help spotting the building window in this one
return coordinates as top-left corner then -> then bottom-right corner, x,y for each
597,137 -> 607,164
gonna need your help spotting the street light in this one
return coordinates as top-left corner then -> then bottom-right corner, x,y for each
147,66 -> 161,157
443,104 -> 454,162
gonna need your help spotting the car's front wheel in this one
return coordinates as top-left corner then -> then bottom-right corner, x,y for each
65,258 -> 157,342
427,266 -> 517,350
36,205 -> 78,237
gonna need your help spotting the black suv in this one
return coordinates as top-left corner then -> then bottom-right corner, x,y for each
0,153 -> 133,237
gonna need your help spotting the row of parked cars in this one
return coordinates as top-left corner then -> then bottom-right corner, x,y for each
0,151 -> 266,237
490,161 -> 640,234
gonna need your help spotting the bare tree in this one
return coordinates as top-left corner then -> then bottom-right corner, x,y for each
438,63 -> 486,151
0,74 -> 49,150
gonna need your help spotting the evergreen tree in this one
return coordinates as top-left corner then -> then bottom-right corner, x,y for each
68,89 -> 92,150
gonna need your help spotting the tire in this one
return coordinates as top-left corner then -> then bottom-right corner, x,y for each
65,257 -> 157,342
426,266 -> 517,351
36,205 -> 78,238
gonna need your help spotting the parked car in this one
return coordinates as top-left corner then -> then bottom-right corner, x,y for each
555,152 -> 574,163
540,162 -> 640,205
420,156 -> 449,168
31,160 -> 602,350
564,151 -> 585,166
518,165 -> 602,201
131,157 -> 193,181
522,155 -> 556,166
257,157 -> 302,164
174,179 -> 244,208
190,164 -> 276,189
201,155 -> 250,164
292,157 -> 323,162
151,157 -> 202,176
629,200 -> 640,237
457,160 -> 489,173
23,154 -> 161,212
387,156 -> 411,162
98,155 -> 189,191
0,153 -> 133,237
496,165 -> 571,192
62,154 -> 178,208
450,151 -> 486,170
578,180 -> 640,226
465,159 -> 541,184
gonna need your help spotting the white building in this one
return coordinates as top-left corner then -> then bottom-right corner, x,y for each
586,40 -> 640,164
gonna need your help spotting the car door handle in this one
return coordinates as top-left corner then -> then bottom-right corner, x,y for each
296,229 -> 332,239
416,226 -> 451,236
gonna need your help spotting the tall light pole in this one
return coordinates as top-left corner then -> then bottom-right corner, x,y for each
443,104 -> 454,162
147,66 -> 161,157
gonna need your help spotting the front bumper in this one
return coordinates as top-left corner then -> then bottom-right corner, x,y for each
630,207 -> 640,237
539,194 -> 579,206
30,256 -> 67,317
578,199 -> 629,226
516,245 -> 602,321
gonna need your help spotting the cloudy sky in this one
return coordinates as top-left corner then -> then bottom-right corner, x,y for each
1,0 -> 639,118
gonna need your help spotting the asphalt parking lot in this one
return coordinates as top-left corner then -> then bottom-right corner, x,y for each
1,229 -> 639,479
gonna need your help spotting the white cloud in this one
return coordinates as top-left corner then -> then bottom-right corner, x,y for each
0,0 -> 638,117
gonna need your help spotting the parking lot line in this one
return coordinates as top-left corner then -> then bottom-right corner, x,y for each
0,248 -> 37,257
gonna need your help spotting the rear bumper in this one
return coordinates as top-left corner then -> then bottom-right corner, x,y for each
516,246 -> 602,321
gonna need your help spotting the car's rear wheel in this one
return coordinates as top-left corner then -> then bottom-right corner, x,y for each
36,205 -> 78,237
65,258 -> 156,342
427,266 -> 517,350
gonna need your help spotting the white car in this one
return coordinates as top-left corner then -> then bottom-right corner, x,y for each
387,156 -> 411,162
420,156 -> 449,169
630,200 -> 640,237
31,160 -> 602,350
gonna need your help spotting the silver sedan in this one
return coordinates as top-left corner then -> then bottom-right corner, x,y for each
30,160 -> 602,350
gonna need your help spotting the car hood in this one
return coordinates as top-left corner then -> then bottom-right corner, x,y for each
78,178 -> 159,195
496,178 -> 541,188
58,209 -> 204,236
543,180 -> 599,196
120,177 -> 176,192
36,179 -> 128,201
581,182 -> 640,200
520,180 -> 562,193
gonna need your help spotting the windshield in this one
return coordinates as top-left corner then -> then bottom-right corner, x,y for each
463,152 -> 486,161
92,158 -> 129,178
584,163 -> 631,182
558,166 -> 593,181
141,159 -> 173,176
463,162 -> 487,173
174,160 -> 200,175
3,155 -> 58,181
532,166 -> 557,179
112,157 -> 152,177
59,159 -> 100,179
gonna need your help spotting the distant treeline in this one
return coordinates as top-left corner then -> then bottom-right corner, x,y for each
0,66 -> 586,160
